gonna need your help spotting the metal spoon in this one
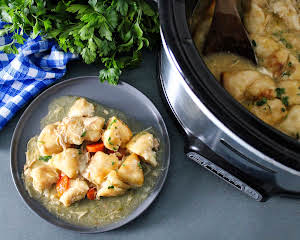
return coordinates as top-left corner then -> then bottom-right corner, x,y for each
202,0 -> 257,65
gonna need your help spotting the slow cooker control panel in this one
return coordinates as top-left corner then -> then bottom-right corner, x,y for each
187,152 -> 263,201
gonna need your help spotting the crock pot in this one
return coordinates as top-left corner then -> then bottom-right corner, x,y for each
158,0 -> 300,201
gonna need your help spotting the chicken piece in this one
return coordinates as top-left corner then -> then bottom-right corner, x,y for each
30,165 -> 59,193
82,151 -> 119,186
59,179 -> 89,207
279,105 -> 300,137
126,132 -> 158,167
68,98 -> 95,118
102,116 -> 132,151
57,117 -> 85,145
222,70 -> 275,102
97,170 -> 130,198
83,116 -> 105,142
270,0 -> 300,31
118,153 -> 144,187
51,148 -> 80,178
249,98 -> 287,126
37,123 -> 63,156
277,80 -> 300,106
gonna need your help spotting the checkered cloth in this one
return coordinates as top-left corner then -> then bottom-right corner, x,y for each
0,22 -> 78,130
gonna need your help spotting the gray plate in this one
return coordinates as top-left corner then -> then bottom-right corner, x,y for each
10,76 -> 170,233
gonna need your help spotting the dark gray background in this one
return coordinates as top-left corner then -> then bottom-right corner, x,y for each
1,51 -> 300,240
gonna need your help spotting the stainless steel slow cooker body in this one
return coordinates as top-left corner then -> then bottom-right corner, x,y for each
158,0 -> 300,200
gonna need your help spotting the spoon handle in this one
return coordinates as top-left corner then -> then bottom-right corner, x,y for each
202,0 -> 257,65
215,0 -> 239,15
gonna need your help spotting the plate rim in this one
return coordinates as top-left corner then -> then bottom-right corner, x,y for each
10,76 -> 170,233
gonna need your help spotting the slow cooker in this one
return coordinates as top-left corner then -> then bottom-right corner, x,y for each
158,0 -> 300,201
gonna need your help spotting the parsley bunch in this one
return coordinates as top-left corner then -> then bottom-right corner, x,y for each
0,0 -> 160,84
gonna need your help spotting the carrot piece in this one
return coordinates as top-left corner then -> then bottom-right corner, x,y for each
56,175 -> 70,197
86,142 -> 105,152
87,187 -> 97,200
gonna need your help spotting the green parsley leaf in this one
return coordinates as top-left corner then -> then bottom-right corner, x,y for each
1,0 -> 160,85
39,156 -> 52,162
108,185 -> 114,189
251,40 -> 257,47
282,96 -> 289,107
275,88 -> 285,98
138,162 -> 142,169
114,0 -> 129,16
256,97 -> 267,106
81,131 -> 87,137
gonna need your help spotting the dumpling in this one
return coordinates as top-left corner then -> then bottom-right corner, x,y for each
279,105 -> 300,137
51,148 -> 80,178
126,132 -> 158,167
97,170 -> 130,197
57,116 -> 105,145
83,116 -> 105,142
102,116 -> 132,151
277,80 -> 300,106
37,123 -> 63,156
249,98 -> 287,125
222,70 -> 275,102
82,151 -> 119,186
118,153 -> 144,187
59,179 -> 89,207
30,165 -> 59,193
244,2 -> 270,34
57,117 -> 85,145
68,98 -> 95,118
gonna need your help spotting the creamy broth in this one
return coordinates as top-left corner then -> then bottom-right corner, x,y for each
24,96 -> 163,227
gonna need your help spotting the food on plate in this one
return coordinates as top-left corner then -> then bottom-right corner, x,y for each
23,96 -> 161,226
191,0 -> 300,139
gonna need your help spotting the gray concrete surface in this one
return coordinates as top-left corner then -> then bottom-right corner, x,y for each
1,51 -> 300,240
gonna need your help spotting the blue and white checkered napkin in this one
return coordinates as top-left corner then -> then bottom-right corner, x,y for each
0,22 -> 78,130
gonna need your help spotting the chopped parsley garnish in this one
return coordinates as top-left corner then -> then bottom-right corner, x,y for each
281,108 -> 286,112
282,96 -> 289,107
112,161 -> 115,165
275,88 -> 285,98
279,37 -> 293,49
108,119 -> 117,129
288,62 -> 293,67
138,162 -> 143,169
252,40 -> 257,47
78,149 -> 82,155
108,137 -> 114,145
256,97 -> 267,106
81,131 -> 87,137
108,185 -> 114,189
297,93 -> 300,96
113,147 -> 117,151
39,156 -> 52,162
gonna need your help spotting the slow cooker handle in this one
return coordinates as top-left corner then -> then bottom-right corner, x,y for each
185,135 -> 266,201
